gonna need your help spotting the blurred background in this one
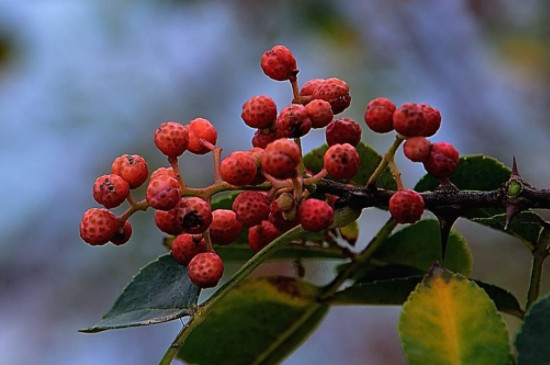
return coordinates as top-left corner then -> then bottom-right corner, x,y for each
1,0 -> 550,364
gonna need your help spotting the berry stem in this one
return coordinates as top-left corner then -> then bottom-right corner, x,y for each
294,137 -> 305,177
202,229 -> 214,253
304,168 -> 328,185
126,193 -> 138,208
118,199 -> 148,222
366,134 -> 406,188
168,157 -> 186,191
200,139 -> 216,153
292,176 -> 303,202
290,77 -> 301,102
388,160 -> 404,190
212,147 -> 223,184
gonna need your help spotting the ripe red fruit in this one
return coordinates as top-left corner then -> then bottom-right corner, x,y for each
111,220 -> 132,246
209,209 -> 242,245
403,137 -> 432,163
154,121 -> 189,158
93,174 -> 130,209
325,117 -> 362,146
146,174 -> 181,210
300,78 -> 324,98
323,143 -> 360,180
171,234 -> 206,265
393,103 -> 426,137
187,118 -> 217,154
268,199 -> 299,232
305,99 -> 333,128
80,208 -> 119,246
389,189 -> 425,224
241,95 -> 277,129
187,252 -> 224,288
260,45 -> 297,81
298,198 -> 334,232
176,197 -> 213,234
252,128 -> 278,149
261,138 -> 301,179
419,103 -> 441,137
312,77 -> 351,114
150,167 -> 176,180
154,208 -> 184,236
220,151 -> 258,186
111,154 -> 149,189
248,220 -> 281,253
364,97 -> 396,133
423,142 -> 460,179
232,191 -> 270,227
275,104 -> 312,138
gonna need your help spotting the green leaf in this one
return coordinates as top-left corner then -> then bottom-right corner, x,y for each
399,266 -> 511,365
211,191 -> 240,210
515,293 -> 550,365
215,242 -> 346,261
177,277 -> 328,365
80,254 -> 200,333
472,211 -> 546,246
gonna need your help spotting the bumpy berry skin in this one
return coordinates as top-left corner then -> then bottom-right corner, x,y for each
300,78 -> 324,98
323,143 -> 360,180
261,138 -> 301,179
111,220 -> 132,246
364,97 -> 396,133
419,103 -> 441,137
269,199 -> 299,232
252,128 -> 278,149
150,167 -> 176,180
112,154 -> 149,189
261,45 -> 297,81
312,78 -> 351,114
188,252 -> 224,288
305,99 -> 333,128
80,208 -> 119,246
423,142 -> 459,179
393,103 -> 426,137
93,174 -> 130,209
154,121 -> 189,158
232,191 -> 270,227
248,220 -> 281,253
171,234 -> 206,265
187,118 -> 217,154
326,117 -> 362,146
155,208 -> 184,236
389,189 -> 425,224
298,199 -> 334,232
275,104 -> 312,138
220,151 -> 257,186
403,137 -> 432,163
209,209 -> 242,245
241,95 -> 277,129
146,174 -> 181,210
176,197 -> 213,234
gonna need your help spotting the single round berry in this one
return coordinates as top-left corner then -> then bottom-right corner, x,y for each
389,189 -> 425,224
248,220 -> 281,253
154,121 -> 189,158
93,174 -> 130,209
323,143 -> 360,180
423,142 -> 460,179
305,99 -> 333,128
241,95 -> 277,129
146,174 -> 181,210
260,45 -> 297,81
111,220 -> 132,246
276,193 -> 295,213
419,103 -> 441,137
209,209 -> 242,245
312,77 -> 351,114
171,234 -> 207,265
275,104 -> 312,138
155,208 -> 184,236
188,252 -> 224,288
300,78 -> 324,98
232,191 -> 270,227
252,128 -> 278,149
298,198 -> 334,232
80,208 -> 119,246
176,197 -> 213,234
325,117 -> 362,146
187,118 -> 217,154
220,151 -> 257,186
364,97 -> 396,133
403,137 -> 432,163
150,167 -> 176,180
111,154 -> 149,189
261,138 -> 301,179
393,103 -> 427,137
268,199 -> 299,232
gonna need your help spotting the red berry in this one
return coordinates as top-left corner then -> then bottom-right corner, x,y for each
393,103 -> 426,137
232,191 -> 270,227
260,45 -> 297,81
248,220 -> 281,253
325,117 -> 362,146
220,151 -> 257,186
268,199 -> 299,232
176,197 -> 213,234
419,103 -> 441,137
154,121 -> 189,158
188,252 -> 224,288
305,99 -> 333,128
252,128 -> 278,149
187,118 -> 217,154
275,104 -> 312,138
93,174 -> 130,209
323,143 -> 360,180
155,208 -> 184,236
312,77 -> 351,114
364,97 -> 396,133
423,142 -> 459,179
146,174 -> 181,210
150,167 -> 175,180
261,138 -> 301,179
111,154 -> 149,189
80,208 -> 119,246
298,198 -> 334,232
171,234 -> 206,265
111,220 -> 132,246
241,95 -> 277,129
300,78 -> 324,98
209,209 -> 242,245
403,137 -> 432,163
389,189 -> 425,224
